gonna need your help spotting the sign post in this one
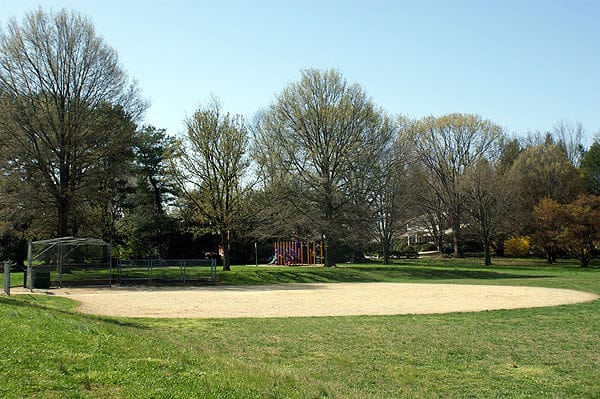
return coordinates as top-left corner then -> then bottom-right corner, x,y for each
3,261 -> 10,296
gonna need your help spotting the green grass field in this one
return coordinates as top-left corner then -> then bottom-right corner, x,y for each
1,258 -> 599,398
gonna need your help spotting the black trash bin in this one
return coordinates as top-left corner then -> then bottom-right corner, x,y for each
31,269 -> 50,289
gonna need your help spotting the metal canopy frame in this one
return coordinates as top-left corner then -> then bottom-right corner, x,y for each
27,236 -> 112,289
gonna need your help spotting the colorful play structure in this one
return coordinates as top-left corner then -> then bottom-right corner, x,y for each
273,240 -> 323,266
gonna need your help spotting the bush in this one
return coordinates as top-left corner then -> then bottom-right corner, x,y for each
504,236 -> 530,257
390,244 -> 418,259
418,243 -> 437,252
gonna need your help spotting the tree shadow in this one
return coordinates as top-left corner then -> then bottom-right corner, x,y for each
217,265 -> 552,286
0,294 -> 148,329
352,266 -> 552,280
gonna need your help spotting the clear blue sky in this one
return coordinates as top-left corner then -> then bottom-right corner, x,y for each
1,0 -> 599,144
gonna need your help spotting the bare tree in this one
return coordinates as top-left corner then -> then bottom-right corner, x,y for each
462,160 -> 513,266
553,120 -> 585,167
254,69 -> 394,267
172,99 -> 252,271
412,166 -> 448,254
0,8 -> 144,237
371,121 -> 413,264
412,113 -> 503,257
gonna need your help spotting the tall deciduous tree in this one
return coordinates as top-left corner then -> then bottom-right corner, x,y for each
531,197 -> 567,264
76,104 -> 136,241
412,113 -> 503,257
371,122 -> 413,264
561,194 -> 600,267
172,99 -> 251,271
462,160 -> 513,266
414,181 -> 448,254
580,141 -> 600,195
0,8 -> 144,237
552,120 -> 586,167
509,143 -> 583,233
254,69 -> 394,267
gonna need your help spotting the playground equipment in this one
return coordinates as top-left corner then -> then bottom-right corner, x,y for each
274,240 -> 323,266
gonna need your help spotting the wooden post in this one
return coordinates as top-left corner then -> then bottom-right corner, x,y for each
320,241 -> 323,265
26,240 -> 32,290
3,261 -> 9,296
285,241 -> 289,265
293,241 -> 298,265
277,241 -> 282,265
279,241 -> 283,265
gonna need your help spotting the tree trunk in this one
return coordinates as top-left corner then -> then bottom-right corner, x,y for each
453,219 -> 462,258
323,192 -> 337,267
483,240 -> 492,266
324,237 -> 336,267
427,212 -> 445,255
545,248 -> 553,264
435,230 -> 444,254
495,233 -> 507,257
381,232 -> 391,264
481,217 -> 492,266
382,245 -> 390,265
222,231 -> 231,271
579,249 -> 590,267
57,196 -> 71,237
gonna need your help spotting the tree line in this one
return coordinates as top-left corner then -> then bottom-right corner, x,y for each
1,9 -> 599,269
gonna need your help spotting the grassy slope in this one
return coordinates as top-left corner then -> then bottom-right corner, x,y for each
0,258 -> 599,398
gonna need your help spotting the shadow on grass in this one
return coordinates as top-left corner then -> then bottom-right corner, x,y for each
355,266 -> 550,280
214,283 -> 328,291
217,266 -> 552,286
0,294 -> 148,329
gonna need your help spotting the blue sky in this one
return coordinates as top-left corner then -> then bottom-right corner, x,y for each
1,0 -> 599,144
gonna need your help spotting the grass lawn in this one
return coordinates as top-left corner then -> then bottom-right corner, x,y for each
1,258 -> 599,398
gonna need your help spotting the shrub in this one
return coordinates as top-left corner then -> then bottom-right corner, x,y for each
504,236 -> 530,257
390,243 -> 418,258
418,243 -> 438,252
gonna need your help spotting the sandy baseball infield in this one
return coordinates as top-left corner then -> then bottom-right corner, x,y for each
18,282 -> 599,319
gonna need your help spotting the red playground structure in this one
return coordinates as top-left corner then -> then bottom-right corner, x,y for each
274,240 -> 323,266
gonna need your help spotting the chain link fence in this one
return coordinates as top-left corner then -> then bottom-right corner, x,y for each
117,259 -> 217,286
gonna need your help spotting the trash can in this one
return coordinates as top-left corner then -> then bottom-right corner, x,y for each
31,269 -> 50,289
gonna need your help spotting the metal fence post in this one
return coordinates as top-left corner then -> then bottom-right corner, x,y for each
108,242 -> 113,288
3,261 -> 10,296
26,241 -> 32,291
211,258 -> 217,284
117,258 -> 121,285
179,260 -> 183,285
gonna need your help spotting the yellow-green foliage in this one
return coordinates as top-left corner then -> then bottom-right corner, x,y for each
504,236 -> 531,257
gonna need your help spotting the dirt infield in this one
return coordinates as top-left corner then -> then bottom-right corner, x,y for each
18,282 -> 599,319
